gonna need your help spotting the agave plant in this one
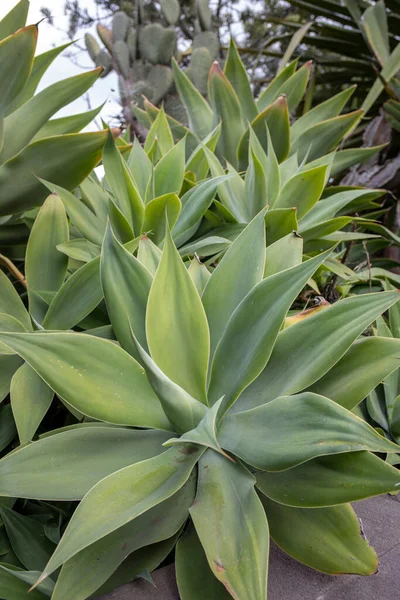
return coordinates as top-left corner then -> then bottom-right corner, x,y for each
0,211 -> 400,599
0,0 -> 109,262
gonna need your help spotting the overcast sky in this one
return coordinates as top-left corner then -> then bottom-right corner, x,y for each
1,0 -> 119,128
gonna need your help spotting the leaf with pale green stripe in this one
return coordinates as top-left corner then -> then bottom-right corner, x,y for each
260,496 -> 378,575
37,445 -> 203,582
0,331 -> 171,431
25,195 -> 69,324
11,364 -> 53,444
176,521 -> 232,600
52,481 -> 194,600
190,450 -> 269,600
202,209 -> 267,361
208,249 -> 331,409
146,227 -> 210,404
0,425 -> 171,500
238,291 -> 400,410
256,451 -> 400,508
218,393 -> 399,471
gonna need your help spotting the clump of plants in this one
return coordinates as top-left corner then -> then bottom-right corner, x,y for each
0,1 -> 400,600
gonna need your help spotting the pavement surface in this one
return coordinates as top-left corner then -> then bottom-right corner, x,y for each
96,494 -> 400,600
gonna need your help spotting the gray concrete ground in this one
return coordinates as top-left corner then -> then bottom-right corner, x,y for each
97,494 -> 400,600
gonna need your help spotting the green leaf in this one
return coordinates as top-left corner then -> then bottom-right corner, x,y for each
40,179 -> 104,246
176,521 -> 232,600
238,96 -> 290,169
131,331 -> 206,434
0,314 -> 27,355
32,104 -> 104,141
256,451 -> 400,507
0,25 -> 37,114
188,258 -> 211,294
146,227 -> 210,404
38,445 -> 203,581
144,106 -> 174,156
0,270 -> 31,331
202,209 -> 267,361
265,208 -> 298,245
56,239 -> 100,263
208,250 -> 331,409
0,331 -> 172,430
143,193 -> 181,245
10,364 -> 53,444
108,197 -> 135,244
172,58 -> 213,140
0,425 -> 171,500
25,195 -> 69,324
42,257 -> 103,331
190,450 -> 269,600
274,165 -> 327,218
290,110 -> 363,163
0,68 -> 102,164
137,235 -> 162,276
153,138 -> 186,199
224,39 -> 258,122
244,149 -> 267,219
0,404 -> 17,452
127,138 -> 153,201
260,496 -> 378,575
103,131 -> 144,234
0,131 -> 107,216
208,62 -> 245,167
330,146 -> 384,177
278,22 -> 313,73
279,61 -> 311,113
219,392 -> 399,472
264,231 -> 303,277
307,337 -> 400,410
290,86 -> 356,141
0,506 -> 55,571
0,0 -> 29,41
238,291 -> 400,409
52,482 -> 194,600
257,58 -> 298,112
101,224 -> 152,357
0,563 -> 48,600
0,355 -> 23,403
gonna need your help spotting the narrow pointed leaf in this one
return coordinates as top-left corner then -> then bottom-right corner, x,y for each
0,25 -> 37,113
143,193 -> 181,245
153,138 -> 186,199
0,270 -> 31,331
274,165 -> 327,219
224,39 -> 257,122
0,0 -> 29,41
